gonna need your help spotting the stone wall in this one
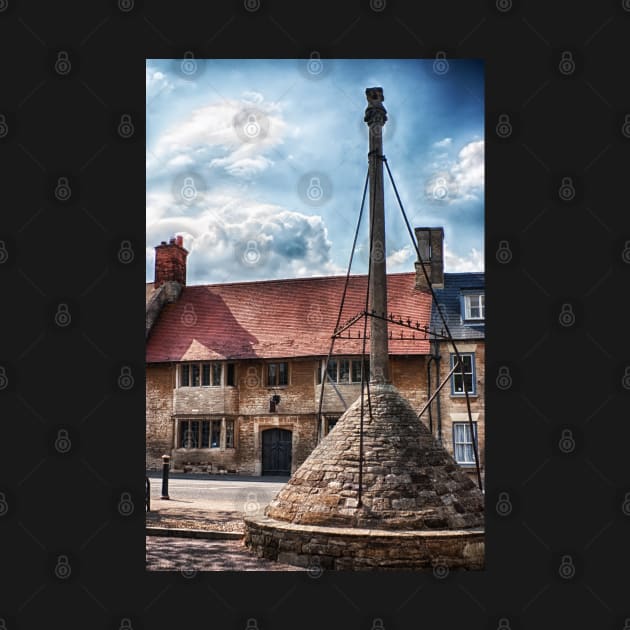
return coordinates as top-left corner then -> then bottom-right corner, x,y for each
146,363 -> 175,469
237,358 -> 319,416
244,514 -> 484,571
145,353 -> 484,477
431,341 -> 485,481
390,355 -> 428,411
235,415 -> 319,475
174,386 -> 239,416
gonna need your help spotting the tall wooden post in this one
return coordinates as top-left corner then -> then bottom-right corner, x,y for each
364,87 -> 389,384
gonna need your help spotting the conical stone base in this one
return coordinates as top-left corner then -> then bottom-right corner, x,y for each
265,383 -> 484,530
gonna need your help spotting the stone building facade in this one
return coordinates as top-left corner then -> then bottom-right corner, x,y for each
425,255 -> 486,480
146,229 -> 485,482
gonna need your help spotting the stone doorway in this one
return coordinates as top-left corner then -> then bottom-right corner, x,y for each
261,428 -> 292,475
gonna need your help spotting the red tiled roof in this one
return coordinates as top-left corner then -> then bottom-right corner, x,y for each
146,272 -> 431,362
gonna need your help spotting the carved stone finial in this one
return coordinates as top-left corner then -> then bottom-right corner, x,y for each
364,87 -> 387,127
365,86 -> 384,104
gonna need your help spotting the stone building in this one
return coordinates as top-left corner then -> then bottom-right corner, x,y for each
145,229 -> 485,481
419,228 -> 486,480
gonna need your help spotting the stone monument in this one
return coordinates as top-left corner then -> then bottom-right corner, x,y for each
243,88 -> 485,570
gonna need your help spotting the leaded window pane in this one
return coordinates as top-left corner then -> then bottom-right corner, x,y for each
267,363 -> 277,386
212,363 -> 222,386
211,420 -> 221,448
227,364 -> 235,386
326,359 -> 337,382
278,362 -> 288,386
339,360 -> 350,383
225,419 -> 234,448
201,420 -> 210,448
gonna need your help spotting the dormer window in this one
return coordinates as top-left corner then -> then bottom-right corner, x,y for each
463,293 -> 484,320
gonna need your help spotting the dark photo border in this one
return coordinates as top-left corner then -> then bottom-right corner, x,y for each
1,1 -> 629,629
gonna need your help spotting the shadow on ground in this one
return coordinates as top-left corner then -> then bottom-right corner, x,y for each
146,537 -> 303,571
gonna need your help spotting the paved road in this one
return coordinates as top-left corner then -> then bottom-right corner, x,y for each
145,473 -> 301,571
146,472 -> 289,513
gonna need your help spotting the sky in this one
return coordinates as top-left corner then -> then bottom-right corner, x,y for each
146,58 -> 484,285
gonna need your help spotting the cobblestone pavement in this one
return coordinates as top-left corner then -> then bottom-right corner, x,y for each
146,536 -> 304,571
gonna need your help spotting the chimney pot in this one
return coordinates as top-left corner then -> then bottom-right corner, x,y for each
414,227 -> 444,290
176,235 -> 183,248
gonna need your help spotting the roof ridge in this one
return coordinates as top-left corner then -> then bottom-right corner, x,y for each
179,271 -> 417,290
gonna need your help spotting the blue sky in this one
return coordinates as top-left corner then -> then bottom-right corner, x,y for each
146,58 -> 484,285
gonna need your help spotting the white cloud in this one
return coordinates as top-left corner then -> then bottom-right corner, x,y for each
148,95 -> 287,181
424,139 -> 484,204
241,90 -> 264,104
451,140 -> 484,200
167,154 -> 195,169
209,150 -> 274,179
146,68 -> 174,104
386,245 -> 414,269
146,189 -> 342,283
443,242 -> 484,272
433,137 -> 452,148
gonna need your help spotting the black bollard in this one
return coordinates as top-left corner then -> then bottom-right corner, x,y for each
161,454 -> 170,499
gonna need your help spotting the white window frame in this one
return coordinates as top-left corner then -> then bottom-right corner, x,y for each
450,353 -> 476,396
452,421 -> 478,465
463,293 -> 485,320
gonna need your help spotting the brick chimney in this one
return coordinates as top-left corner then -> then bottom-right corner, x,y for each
414,227 -> 444,290
154,235 -> 188,287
